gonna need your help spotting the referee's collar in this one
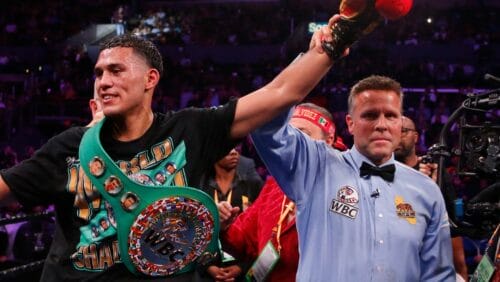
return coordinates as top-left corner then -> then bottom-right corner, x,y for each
348,146 -> 396,172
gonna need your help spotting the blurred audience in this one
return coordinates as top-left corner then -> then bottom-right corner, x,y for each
0,1 -> 497,279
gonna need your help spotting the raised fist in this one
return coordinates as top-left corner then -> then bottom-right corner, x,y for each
322,0 -> 382,60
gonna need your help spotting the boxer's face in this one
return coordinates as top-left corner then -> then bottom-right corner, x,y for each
166,164 -> 176,174
110,179 -> 120,188
155,173 -> 165,183
100,219 -> 109,229
94,47 -> 152,118
90,160 -> 103,175
346,90 -> 402,165
123,196 -> 137,209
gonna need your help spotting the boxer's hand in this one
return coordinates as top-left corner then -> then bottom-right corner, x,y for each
322,0 -> 382,60
309,15 -> 337,53
310,14 -> 348,57
217,201 -> 240,231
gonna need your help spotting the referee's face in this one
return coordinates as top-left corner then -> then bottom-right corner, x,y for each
346,90 -> 402,166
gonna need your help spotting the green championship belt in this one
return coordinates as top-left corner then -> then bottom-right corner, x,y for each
79,119 -> 220,276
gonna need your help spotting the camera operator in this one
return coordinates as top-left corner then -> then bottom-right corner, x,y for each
395,116 -> 468,281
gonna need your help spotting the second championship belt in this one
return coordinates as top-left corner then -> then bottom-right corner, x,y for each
79,119 -> 220,277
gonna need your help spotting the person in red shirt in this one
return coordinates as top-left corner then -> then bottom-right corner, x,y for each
215,103 -> 347,281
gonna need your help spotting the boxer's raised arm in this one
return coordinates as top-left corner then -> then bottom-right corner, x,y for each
230,0 -> 385,139
229,17 -> 337,139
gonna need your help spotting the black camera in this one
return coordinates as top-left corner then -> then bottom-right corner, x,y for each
420,154 -> 434,164
427,79 -> 499,239
457,121 -> 500,178
421,144 -> 448,164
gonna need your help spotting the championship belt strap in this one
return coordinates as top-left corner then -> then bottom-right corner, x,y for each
79,119 -> 220,277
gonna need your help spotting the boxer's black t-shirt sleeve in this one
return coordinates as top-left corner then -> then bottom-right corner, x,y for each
179,98 -> 239,166
1,127 -> 86,207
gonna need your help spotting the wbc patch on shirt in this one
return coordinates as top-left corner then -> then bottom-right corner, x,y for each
330,186 -> 359,219
394,196 -> 416,224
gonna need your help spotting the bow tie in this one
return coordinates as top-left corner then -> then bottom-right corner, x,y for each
359,162 -> 395,182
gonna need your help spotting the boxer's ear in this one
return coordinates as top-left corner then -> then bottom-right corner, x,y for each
144,68 -> 160,90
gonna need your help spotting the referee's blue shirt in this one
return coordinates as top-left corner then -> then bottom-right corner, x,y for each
251,109 -> 455,281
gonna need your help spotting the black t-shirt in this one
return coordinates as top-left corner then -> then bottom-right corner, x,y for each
1,100 -> 238,281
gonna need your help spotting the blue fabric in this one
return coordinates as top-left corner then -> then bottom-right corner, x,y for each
251,108 -> 455,281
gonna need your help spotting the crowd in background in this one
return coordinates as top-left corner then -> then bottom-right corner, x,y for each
0,0 -> 498,277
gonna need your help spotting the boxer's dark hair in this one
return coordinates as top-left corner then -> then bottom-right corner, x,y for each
100,34 -> 164,77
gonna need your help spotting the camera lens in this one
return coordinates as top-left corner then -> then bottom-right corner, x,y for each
465,133 -> 485,152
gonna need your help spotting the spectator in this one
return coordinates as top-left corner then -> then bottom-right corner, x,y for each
111,5 -> 128,36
